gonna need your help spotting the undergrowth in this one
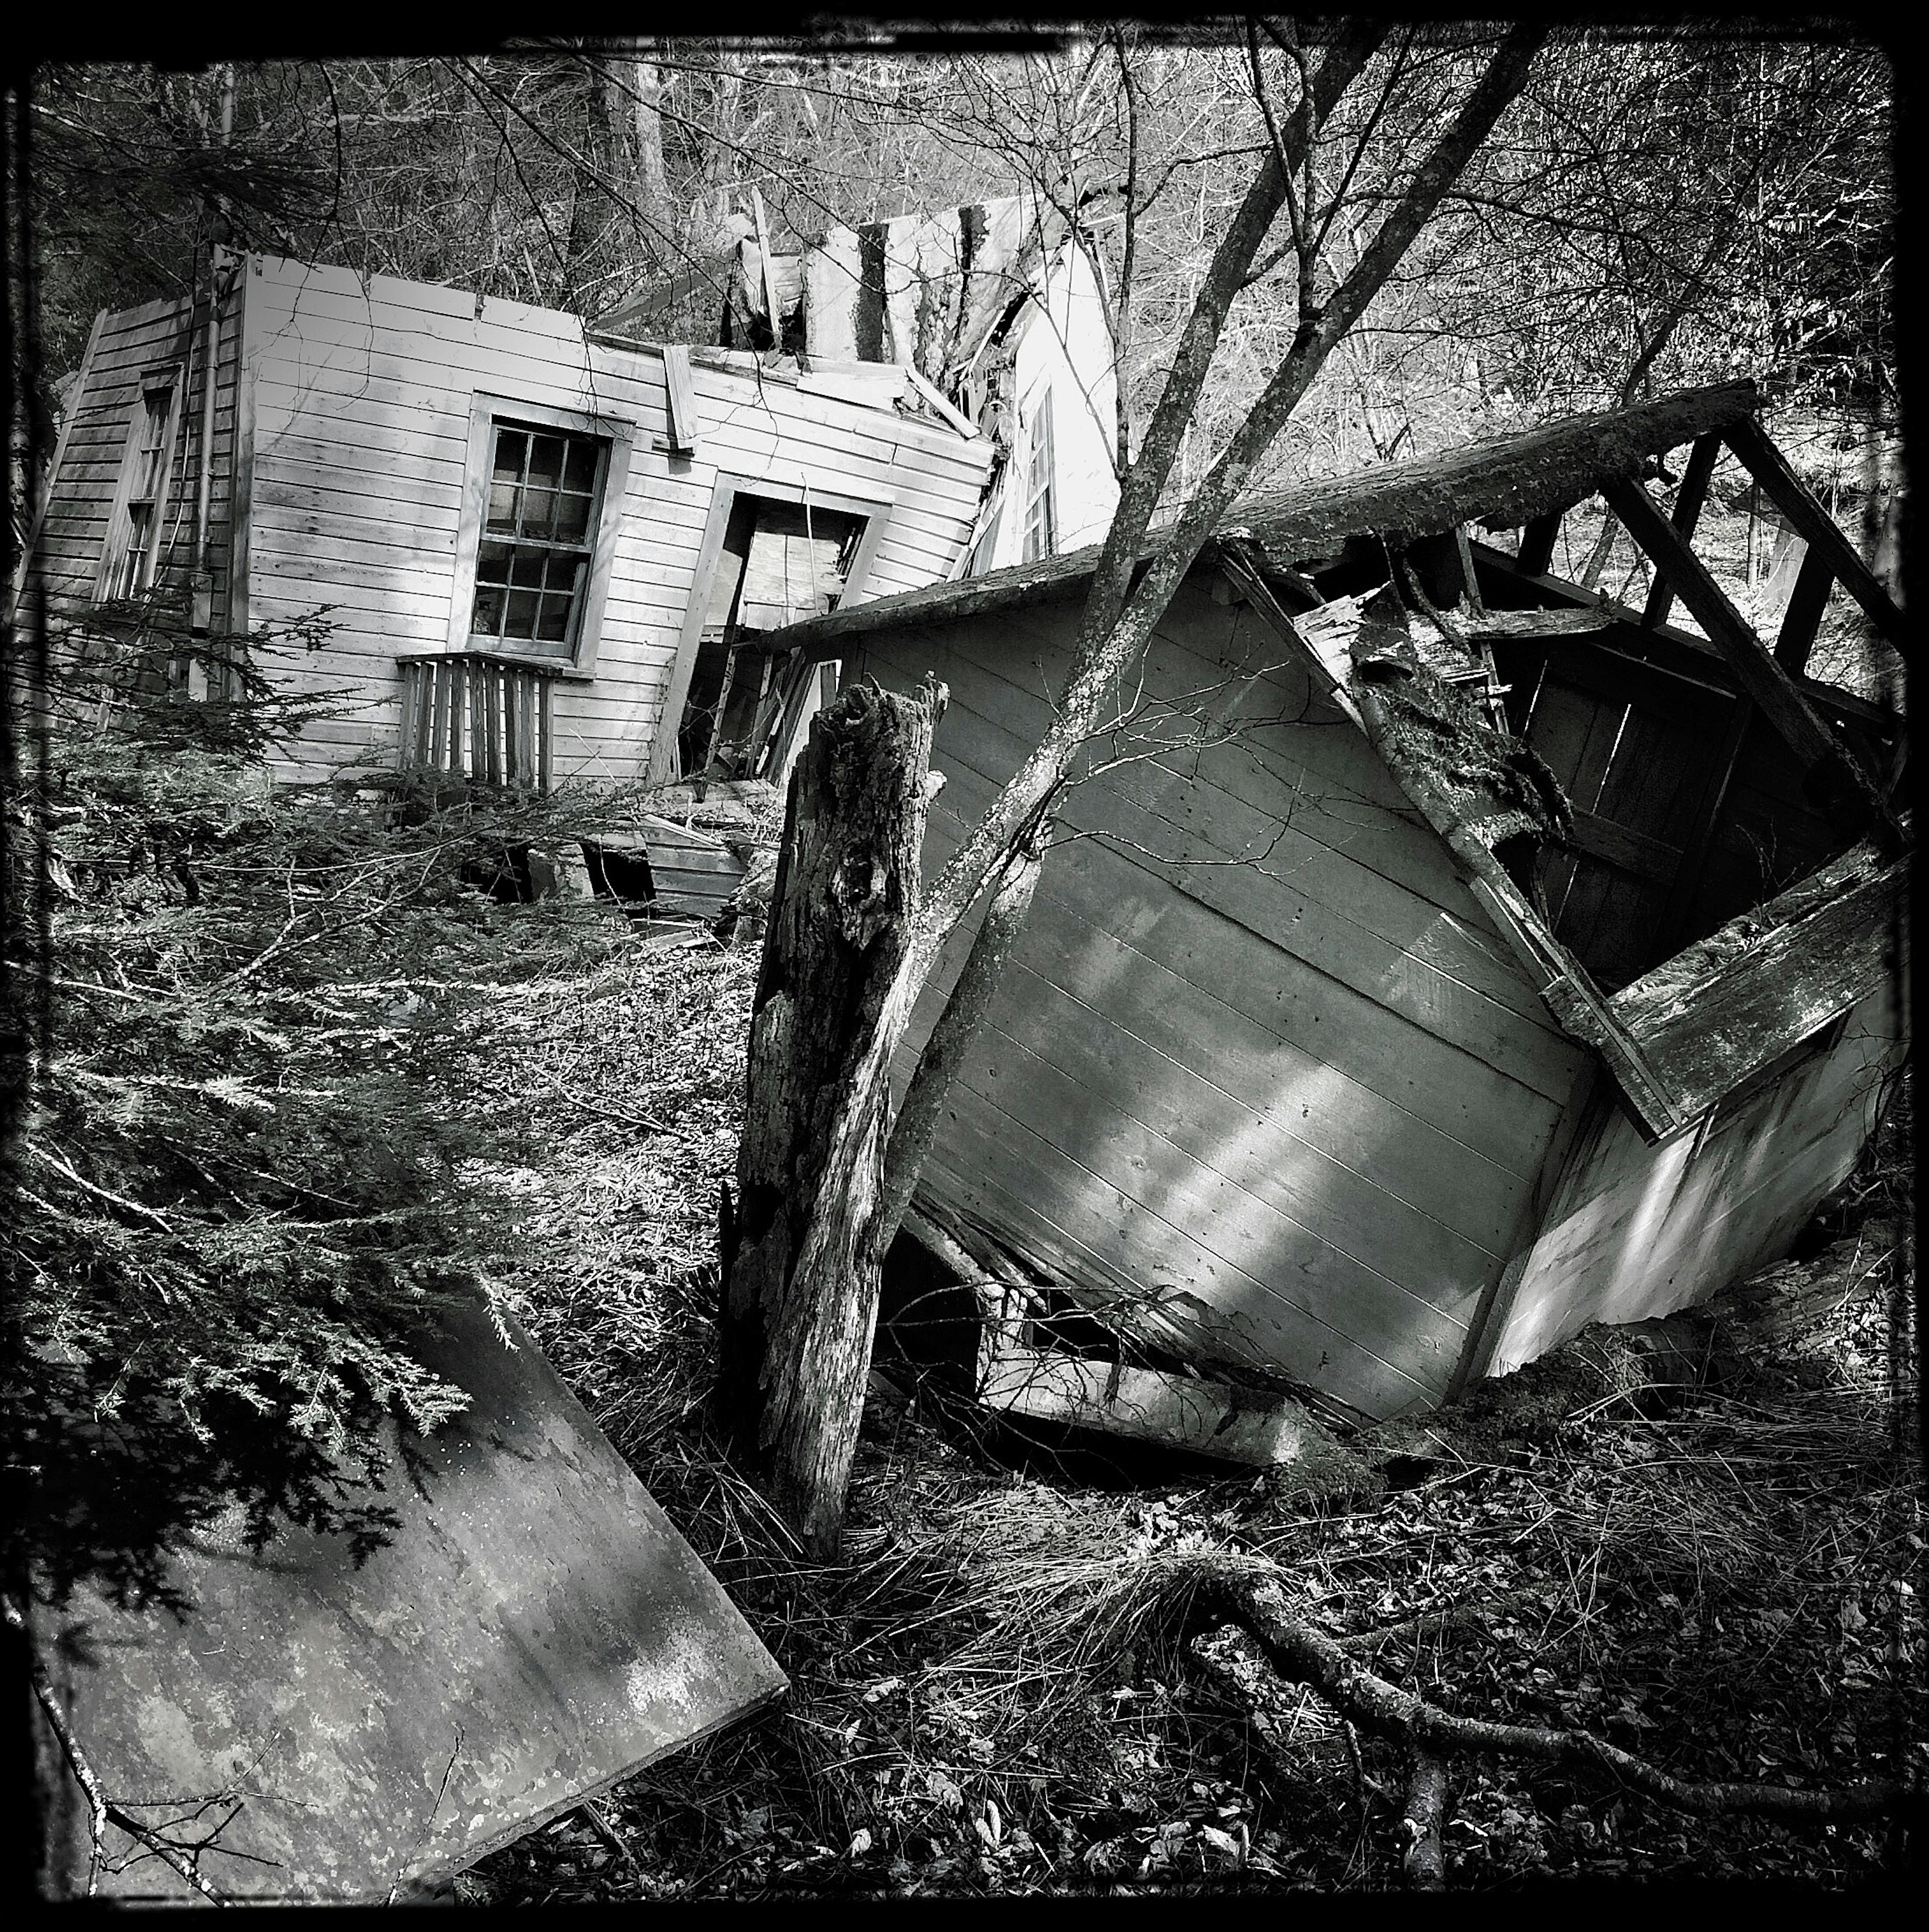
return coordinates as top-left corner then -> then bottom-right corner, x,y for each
462,933 -> 1920,1897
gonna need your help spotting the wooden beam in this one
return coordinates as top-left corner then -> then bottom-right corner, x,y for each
1721,415 -> 1909,661
902,365 -> 982,440
1640,431 -> 1721,631
1453,524 -> 1485,612
1517,512 -> 1561,578
1773,544 -> 1835,674
1611,844 -> 1904,1120
1568,808 -> 1679,886
1599,475 -> 1899,840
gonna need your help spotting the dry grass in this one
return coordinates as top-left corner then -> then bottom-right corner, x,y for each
446,920 -> 1918,1899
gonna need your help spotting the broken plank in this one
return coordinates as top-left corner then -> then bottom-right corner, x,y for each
662,345 -> 700,455
1773,545 -> 1835,674
979,1339 -> 1357,1472
1214,537 -> 1362,723
1610,845 -> 1904,1119
1462,606 -> 1615,642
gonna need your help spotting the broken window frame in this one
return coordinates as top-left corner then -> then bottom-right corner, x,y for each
469,422 -> 609,657
96,366 -> 183,603
424,392 -> 638,680
651,472 -> 894,785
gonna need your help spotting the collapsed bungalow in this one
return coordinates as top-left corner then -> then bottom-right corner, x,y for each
21,250 -> 1000,795
767,379 -> 1909,1430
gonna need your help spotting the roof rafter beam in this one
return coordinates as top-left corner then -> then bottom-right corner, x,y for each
1721,415 -> 1908,662
1598,475 -> 1902,849
1640,431 -> 1721,632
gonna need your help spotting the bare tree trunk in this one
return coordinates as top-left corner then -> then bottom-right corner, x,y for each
718,28 -> 1548,1553
627,55 -> 671,253
877,836 -> 1046,1239
715,678 -> 945,1558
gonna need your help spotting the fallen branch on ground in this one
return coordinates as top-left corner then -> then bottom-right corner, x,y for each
1174,1554 -> 1912,1825
1401,1753 -> 1449,1890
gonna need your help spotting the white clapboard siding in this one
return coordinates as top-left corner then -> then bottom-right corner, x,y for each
228,253 -> 993,784
845,583 -> 1595,1421
30,274 -> 245,625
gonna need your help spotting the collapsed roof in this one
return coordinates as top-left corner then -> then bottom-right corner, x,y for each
774,380 -> 1777,646
767,378 -> 1908,1144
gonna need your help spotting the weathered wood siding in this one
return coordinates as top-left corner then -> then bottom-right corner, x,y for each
233,255 -> 991,783
30,271 -> 243,620
848,575 -> 1593,1421
1486,975 -> 1906,1377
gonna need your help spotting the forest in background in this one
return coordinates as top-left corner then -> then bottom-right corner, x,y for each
26,29 -> 1896,480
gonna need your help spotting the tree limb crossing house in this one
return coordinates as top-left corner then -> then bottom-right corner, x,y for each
767,380 -> 1910,1431
18,241 -> 1909,1430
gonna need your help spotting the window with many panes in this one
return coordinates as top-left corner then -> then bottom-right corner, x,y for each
99,373 -> 179,602
1019,389 -> 1056,563
469,421 -> 609,655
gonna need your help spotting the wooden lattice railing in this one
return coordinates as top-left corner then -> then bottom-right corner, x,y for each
398,654 -> 554,790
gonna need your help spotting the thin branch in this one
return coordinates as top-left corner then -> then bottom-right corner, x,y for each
7,1598 -> 231,1901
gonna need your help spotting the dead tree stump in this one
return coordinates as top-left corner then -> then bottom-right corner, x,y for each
715,676 -> 944,1557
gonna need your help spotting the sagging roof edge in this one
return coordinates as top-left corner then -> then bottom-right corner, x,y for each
1238,555 -> 1901,1143
206,251 -> 979,444
769,378 -> 1764,654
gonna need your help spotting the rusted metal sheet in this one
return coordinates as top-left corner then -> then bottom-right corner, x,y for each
31,1297 -> 786,1902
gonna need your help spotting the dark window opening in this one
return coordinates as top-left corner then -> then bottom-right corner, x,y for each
677,494 -> 865,780
100,378 -> 177,602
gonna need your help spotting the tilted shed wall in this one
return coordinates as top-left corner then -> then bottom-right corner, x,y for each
231,256 -> 991,783
1483,977 -> 1905,1377
846,574 -> 1595,1420
30,274 -> 243,621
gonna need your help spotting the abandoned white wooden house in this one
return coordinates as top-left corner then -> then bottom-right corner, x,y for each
22,213 -> 1119,911
769,379 -> 1909,1435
